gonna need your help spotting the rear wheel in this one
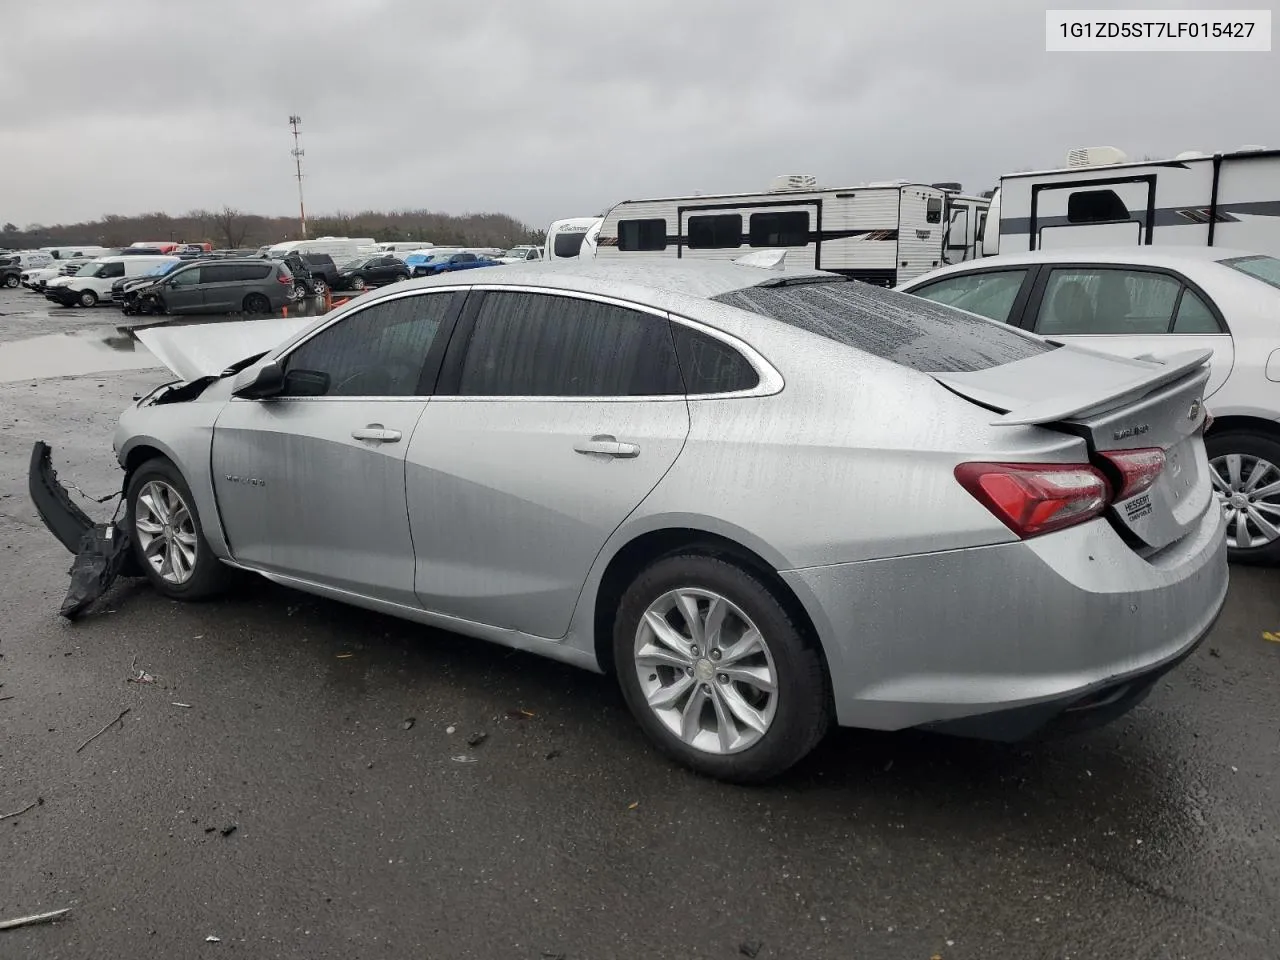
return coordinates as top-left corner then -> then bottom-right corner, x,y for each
3,275 -> 18,288
613,553 -> 830,783
291,282 -> 307,300
312,278 -> 327,296
243,293 -> 270,314
1207,430 -> 1280,565
127,458 -> 234,600
350,276 -> 366,291
78,289 -> 98,308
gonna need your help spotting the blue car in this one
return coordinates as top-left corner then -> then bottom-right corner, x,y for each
407,251 -> 501,278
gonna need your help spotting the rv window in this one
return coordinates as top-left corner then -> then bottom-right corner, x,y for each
687,214 -> 742,250
1222,254 -> 1280,291
553,232 -> 587,258
713,281 -> 1052,373
749,212 -> 809,248
1066,190 -> 1130,224
671,324 -> 760,394
926,198 -> 943,224
617,219 -> 667,252
455,292 -> 683,397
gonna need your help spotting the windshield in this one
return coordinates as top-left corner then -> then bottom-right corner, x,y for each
713,279 -> 1054,373
1222,254 -> 1280,291
75,260 -> 108,278
340,258 -> 369,270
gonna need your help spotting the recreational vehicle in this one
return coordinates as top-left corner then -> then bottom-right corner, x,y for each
981,145 -> 1280,257
593,177 -> 986,285
546,217 -> 603,261
265,237 -> 369,263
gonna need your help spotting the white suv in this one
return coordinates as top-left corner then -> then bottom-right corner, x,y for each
898,246 -> 1280,565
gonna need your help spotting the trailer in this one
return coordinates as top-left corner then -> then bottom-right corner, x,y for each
982,145 -> 1280,257
593,176 -> 987,286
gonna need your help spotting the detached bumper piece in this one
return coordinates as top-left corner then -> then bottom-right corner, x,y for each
28,442 -> 138,620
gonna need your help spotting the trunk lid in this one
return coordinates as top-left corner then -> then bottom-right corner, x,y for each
934,345 -> 1214,552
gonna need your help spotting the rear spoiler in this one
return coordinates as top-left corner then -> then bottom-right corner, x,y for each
933,348 -> 1213,427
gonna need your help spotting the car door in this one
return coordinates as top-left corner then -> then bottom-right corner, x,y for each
903,267 -> 1034,325
406,289 -> 690,638
160,265 -> 203,313
1024,264 -> 1236,397
210,289 -> 464,603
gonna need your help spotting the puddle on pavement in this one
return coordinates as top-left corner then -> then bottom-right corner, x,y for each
0,328 -> 163,383
0,299 -> 339,384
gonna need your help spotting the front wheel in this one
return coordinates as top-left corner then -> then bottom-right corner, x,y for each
127,458 -> 235,600
3,275 -> 18,289
1207,430 -> 1280,565
350,276 -> 366,291
78,289 -> 98,308
613,553 -> 831,783
312,278 -> 327,296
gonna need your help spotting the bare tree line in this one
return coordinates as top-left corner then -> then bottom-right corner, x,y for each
1,206 -> 544,251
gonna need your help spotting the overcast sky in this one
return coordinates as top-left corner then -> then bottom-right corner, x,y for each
3,0 -> 1275,231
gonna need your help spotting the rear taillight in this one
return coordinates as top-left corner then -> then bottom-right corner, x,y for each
1099,447 -> 1166,500
276,272 -> 292,284
955,462 -> 1111,538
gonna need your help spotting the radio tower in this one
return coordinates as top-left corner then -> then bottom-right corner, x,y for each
289,115 -> 307,239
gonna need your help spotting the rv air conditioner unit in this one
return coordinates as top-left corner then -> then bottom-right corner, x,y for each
1066,146 -> 1129,167
1237,144 -> 1269,152
1174,150 -> 1209,160
931,182 -> 963,193
768,174 -> 818,192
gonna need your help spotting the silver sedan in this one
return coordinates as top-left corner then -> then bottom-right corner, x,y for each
40,257 -> 1229,781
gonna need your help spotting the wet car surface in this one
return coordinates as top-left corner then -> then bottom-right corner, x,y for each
1,285 -> 1279,958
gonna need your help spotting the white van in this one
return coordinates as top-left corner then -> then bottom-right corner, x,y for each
545,217 -> 603,261
6,250 -> 56,270
42,245 -> 110,261
44,255 -> 179,308
266,237 -> 368,263
375,241 -> 434,254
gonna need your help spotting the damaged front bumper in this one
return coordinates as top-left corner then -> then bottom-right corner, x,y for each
29,441 -> 141,618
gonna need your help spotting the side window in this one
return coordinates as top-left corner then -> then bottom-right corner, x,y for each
168,267 -> 202,286
458,253 -> 475,262
1067,190 -> 1129,224
100,262 -> 126,279
1172,288 -> 1222,333
1035,268 -> 1180,336
617,219 -> 667,252
672,324 -> 760,394
909,270 -> 1028,324
687,214 -> 742,250
456,292 -> 683,397
281,293 -> 454,398
926,197 -> 943,224
749,212 -> 809,247
227,264 -> 270,281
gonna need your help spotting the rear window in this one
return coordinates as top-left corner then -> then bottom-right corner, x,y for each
553,232 -> 587,258
712,280 -> 1054,373
1222,254 -> 1280,291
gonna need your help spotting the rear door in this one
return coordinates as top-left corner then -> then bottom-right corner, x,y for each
211,289 -> 463,603
197,262 -> 242,312
406,289 -> 690,638
1023,264 -> 1235,396
1031,179 -> 1155,250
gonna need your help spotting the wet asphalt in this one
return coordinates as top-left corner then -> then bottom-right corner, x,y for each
1,288 -> 1279,959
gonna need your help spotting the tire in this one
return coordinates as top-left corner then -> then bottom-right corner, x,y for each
291,282 -> 307,301
312,279 -> 327,296
1206,430 -> 1280,565
243,293 -> 271,314
350,276 -> 366,291
78,289 -> 98,308
3,275 -> 18,288
612,553 -> 831,783
126,458 -> 235,600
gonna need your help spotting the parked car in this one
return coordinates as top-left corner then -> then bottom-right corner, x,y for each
32,257 -> 1227,782
496,245 -> 544,264
275,252 -> 340,298
112,261 -> 185,306
1,260 -> 21,289
126,259 -> 294,316
898,246 -> 1280,564
332,255 -> 410,291
45,255 -> 180,307
23,257 -> 98,290
409,251 -> 499,278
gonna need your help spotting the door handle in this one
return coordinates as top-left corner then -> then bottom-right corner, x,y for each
351,424 -> 402,443
574,434 -> 640,458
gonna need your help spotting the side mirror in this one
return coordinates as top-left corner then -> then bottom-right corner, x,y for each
232,360 -> 285,399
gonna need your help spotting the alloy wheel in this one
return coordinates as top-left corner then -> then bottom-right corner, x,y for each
1209,452 -> 1280,549
633,588 -> 778,755
134,480 -> 198,584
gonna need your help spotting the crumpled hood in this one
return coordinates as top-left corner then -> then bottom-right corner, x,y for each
134,315 -> 316,383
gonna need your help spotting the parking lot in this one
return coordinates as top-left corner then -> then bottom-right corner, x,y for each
2,285 -> 1280,959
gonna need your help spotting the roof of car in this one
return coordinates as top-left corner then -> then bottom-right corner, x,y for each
901,246 -> 1268,287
